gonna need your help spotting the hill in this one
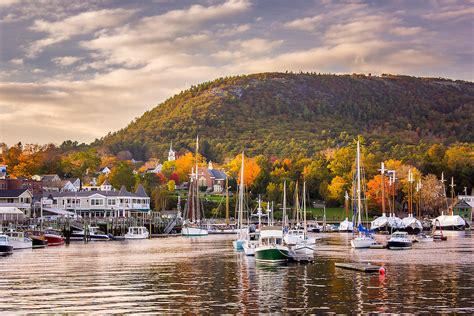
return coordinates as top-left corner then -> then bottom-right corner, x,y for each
97,73 -> 474,162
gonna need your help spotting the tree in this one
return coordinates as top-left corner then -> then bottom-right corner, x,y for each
327,176 -> 347,204
420,174 -> 447,217
109,162 -> 135,191
167,180 -> 176,192
226,154 -> 261,187
161,160 -> 175,178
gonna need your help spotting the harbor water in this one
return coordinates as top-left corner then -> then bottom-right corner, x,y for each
0,232 -> 473,313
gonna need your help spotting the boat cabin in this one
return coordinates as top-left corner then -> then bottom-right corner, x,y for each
0,235 -> 9,244
128,227 -> 148,235
259,226 -> 284,245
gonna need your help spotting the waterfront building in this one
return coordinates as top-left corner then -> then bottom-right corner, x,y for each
41,185 -> 150,218
197,161 -> 227,193
0,189 -> 33,217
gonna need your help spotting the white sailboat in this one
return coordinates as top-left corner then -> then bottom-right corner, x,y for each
233,152 -> 247,249
242,197 -> 264,256
401,169 -> 423,233
292,181 -> 316,255
432,175 -> 466,230
182,136 -> 208,237
350,140 -> 376,249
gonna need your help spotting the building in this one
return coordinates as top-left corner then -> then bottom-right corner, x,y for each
168,142 -> 176,161
41,184 -> 150,218
146,164 -> 163,174
456,194 -> 474,226
0,165 -> 6,179
0,189 -> 33,217
0,177 -> 43,195
197,161 -> 227,193
99,167 -> 111,175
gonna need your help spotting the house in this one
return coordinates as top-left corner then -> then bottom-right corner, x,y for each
146,164 -> 163,174
0,177 -> 42,195
197,162 -> 227,193
35,174 -> 62,192
63,178 -> 81,191
0,189 -> 33,217
41,184 -> 150,218
99,167 -> 111,175
100,180 -> 112,191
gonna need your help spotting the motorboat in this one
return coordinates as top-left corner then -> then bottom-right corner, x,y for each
125,226 -> 149,239
338,218 -> 353,232
30,235 -> 48,248
181,226 -> 208,237
6,231 -> 33,250
387,231 -> 413,250
44,229 -> 65,246
416,233 -> 433,242
0,235 -> 13,256
71,227 -> 110,241
351,234 -> 376,249
255,226 -> 289,263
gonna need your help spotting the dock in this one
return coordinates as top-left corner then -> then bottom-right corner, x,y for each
335,262 -> 381,273
369,243 -> 386,249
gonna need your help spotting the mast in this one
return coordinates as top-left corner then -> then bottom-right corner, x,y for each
344,191 -> 349,220
441,172 -> 448,214
380,162 -> 386,216
408,169 -> 413,216
283,181 -> 287,228
225,177 -> 229,225
303,181 -> 307,239
356,140 -> 362,226
238,152 -> 245,235
295,181 -> 300,226
449,177 -> 456,215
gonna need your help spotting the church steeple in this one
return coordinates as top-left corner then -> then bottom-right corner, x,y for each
168,141 -> 176,161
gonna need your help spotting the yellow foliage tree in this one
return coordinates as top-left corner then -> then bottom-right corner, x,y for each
226,154 -> 261,186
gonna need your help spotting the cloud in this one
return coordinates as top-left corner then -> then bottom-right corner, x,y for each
52,56 -> 82,67
423,6 -> 474,21
235,38 -> 284,54
390,26 -> 425,36
284,15 -> 323,31
26,8 -> 135,57
10,58 -> 23,65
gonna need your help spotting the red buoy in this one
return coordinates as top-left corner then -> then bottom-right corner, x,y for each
379,267 -> 386,275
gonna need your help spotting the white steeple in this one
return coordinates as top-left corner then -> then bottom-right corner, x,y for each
168,141 -> 176,161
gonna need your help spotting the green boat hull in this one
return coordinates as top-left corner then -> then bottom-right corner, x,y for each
255,247 -> 289,263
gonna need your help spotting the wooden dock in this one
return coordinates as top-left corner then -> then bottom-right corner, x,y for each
369,244 -> 386,249
335,262 -> 381,273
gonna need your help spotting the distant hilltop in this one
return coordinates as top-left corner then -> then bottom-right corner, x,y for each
95,72 -> 474,162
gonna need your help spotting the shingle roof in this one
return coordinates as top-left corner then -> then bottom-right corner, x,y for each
0,189 -> 30,198
208,169 -> 227,180
135,184 -> 147,197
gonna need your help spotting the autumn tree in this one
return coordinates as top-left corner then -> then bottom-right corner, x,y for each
109,162 -> 135,191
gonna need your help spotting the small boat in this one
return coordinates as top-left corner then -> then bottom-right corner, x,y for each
182,226 -> 209,237
255,226 -> 289,263
44,230 -> 65,246
416,233 -> 433,242
242,232 -> 259,256
0,235 -> 13,256
71,227 -> 110,241
30,235 -> 48,248
432,214 -> 466,231
401,214 -> 423,234
338,218 -> 353,232
351,234 -> 376,249
125,226 -> 149,239
6,231 -> 33,249
387,231 -> 413,250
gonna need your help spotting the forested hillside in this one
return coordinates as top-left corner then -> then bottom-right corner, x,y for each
97,73 -> 473,162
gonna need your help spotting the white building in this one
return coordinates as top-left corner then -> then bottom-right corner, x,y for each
0,189 -> 33,217
42,185 -> 150,218
168,142 -> 176,161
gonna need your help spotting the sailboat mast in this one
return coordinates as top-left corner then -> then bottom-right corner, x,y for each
303,181 -> 307,239
283,181 -> 287,227
238,152 -> 245,233
356,141 -> 362,226
380,162 -> 386,215
344,191 -> 349,219
225,177 -> 229,225
295,181 -> 300,225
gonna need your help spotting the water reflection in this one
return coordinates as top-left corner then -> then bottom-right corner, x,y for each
0,233 -> 472,313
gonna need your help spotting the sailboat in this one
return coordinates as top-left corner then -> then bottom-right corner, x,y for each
233,152 -> 247,249
284,181 -> 305,245
432,175 -> 466,230
401,169 -> 423,234
242,197 -> 265,256
182,136 -> 208,237
338,191 -> 353,232
350,140 -> 376,249
292,181 -> 316,255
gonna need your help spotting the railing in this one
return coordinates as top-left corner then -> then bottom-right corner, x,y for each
0,203 -> 31,209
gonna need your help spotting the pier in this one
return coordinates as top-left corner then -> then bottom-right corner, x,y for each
335,262 -> 381,273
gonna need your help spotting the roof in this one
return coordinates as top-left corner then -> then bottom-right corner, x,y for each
208,169 -> 227,180
64,178 -> 80,183
135,184 -> 147,197
42,188 -> 148,198
455,199 -> 472,208
118,185 -> 128,196
102,180 -> 111,186
0,207 -> 23,214
41,174 -> 60,182
0,189 -> 30,198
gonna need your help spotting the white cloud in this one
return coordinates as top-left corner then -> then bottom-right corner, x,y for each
52,56 -> 82,67
10,58 -> 23,65
26,8 -> 136,57
423,6 -> 474,21
284,15 -> 323,31
390,26 -> 425,36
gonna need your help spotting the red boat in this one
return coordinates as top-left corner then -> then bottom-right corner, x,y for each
44,230 -> 65,246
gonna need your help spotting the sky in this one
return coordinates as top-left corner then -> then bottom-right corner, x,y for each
0,0 -> 473,146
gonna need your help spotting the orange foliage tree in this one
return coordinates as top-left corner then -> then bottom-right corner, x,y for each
226,154 -> 261,187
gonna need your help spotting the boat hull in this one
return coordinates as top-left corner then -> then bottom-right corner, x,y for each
70,233 -> 110,241
124,233 -> 149,239
0,245 -> 13,256
10,240 -> 33,250
293,243 -> 315,256
255,246 -> 289,263
233,239 -> 245,250
181,227 -> 208,236
31,237 -> 48,248
387,240 -> 412,250
243,240 -> 258,256
44,234 -> 65,246
351,237 -> 375,249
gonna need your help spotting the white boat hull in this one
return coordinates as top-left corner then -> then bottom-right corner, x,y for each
338,219 -> 353,232
351,236 -> 375,249
10,239 -> 33,250
293,242 -> 315,255
243,240 -> 258,256
125,233 -> 149,239
182,227 -> 208,236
